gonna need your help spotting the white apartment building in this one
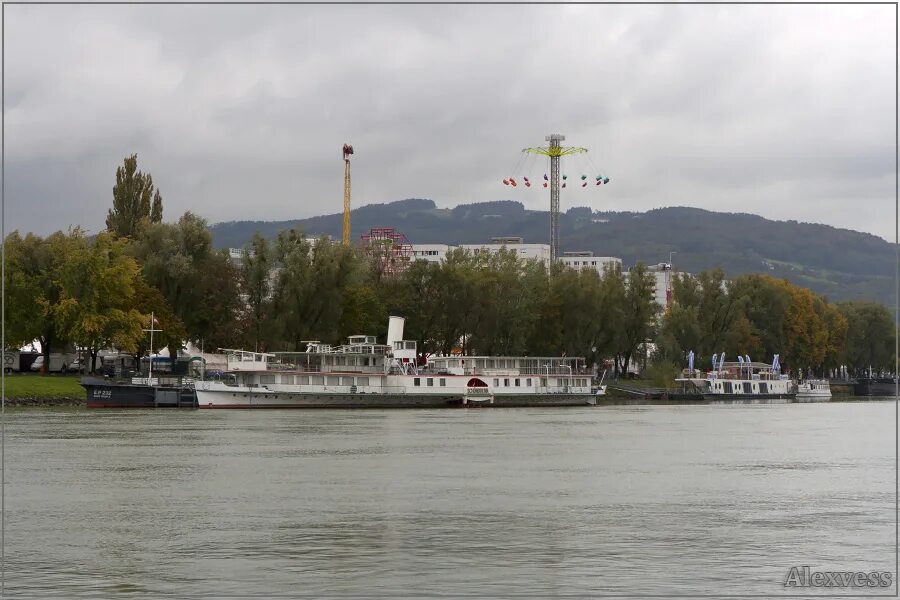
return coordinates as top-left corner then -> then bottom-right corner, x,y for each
411,239 -> 631,277
559,252 -> 622,276
459,237 -> 552,268
411,244 -> 451,263
411,238 -> 553,267
643,263 -> 684,311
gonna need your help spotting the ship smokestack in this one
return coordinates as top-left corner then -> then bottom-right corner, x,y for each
387,316 -> 405,347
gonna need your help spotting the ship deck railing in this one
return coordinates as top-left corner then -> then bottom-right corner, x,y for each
202,382 -> 587,395
129,376 -> 196,387
424,367 -> 591,377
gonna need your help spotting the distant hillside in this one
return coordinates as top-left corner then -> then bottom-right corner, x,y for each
209,199 -> 896,306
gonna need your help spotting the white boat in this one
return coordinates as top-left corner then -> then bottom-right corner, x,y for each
795,379 -> 832,401
675,353 -> 795,402
594,369 -> 608,396
195,316 -> 598,408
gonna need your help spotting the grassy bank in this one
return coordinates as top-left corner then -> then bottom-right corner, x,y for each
1,374 -> 86,401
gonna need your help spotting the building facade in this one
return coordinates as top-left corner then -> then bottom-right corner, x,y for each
559,252 -> 622,276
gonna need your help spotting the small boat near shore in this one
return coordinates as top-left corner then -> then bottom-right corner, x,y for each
195,316 -> 598,409
795,379 -> 832,402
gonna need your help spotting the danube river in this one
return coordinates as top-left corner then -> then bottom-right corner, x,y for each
4,401 -> 896,597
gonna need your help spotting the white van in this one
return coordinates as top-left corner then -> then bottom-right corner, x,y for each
30,353 -> 78,373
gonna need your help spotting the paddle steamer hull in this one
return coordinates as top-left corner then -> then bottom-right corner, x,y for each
195,388 -> 596,408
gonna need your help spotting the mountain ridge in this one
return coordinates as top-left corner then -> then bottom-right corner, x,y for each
209,199 -> 896,306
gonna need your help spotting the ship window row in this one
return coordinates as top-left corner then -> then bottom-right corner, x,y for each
713,381 -> 770,394
323,356 -> 381,367
263,375 -> 372,386
487,377 -> 588,387
412,378 -> 448,387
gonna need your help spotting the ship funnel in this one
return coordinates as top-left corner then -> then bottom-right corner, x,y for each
387,316 -> 406,347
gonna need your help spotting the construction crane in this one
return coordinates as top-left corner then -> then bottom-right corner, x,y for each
342,143 -> 354,246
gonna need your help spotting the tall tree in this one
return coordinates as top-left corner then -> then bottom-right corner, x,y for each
837,301 -> 895,374
612,263 -> 658,375
240,233 -> 273,350
728,274 -> 792,361
269,230 -> 357,350
467,250 -> 543,356
5,230 -> 81,372
383,259 -> 445,356
130,277 -> 187,361
55,232 -> 147,372
106,154 -> 163,239
4,231 -> 43,350
131,212 -> 241,350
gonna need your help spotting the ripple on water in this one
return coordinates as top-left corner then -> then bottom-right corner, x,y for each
3,402 -> 895,597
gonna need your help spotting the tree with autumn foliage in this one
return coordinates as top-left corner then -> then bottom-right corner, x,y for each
654,271 -> 844,376
55,232 -> 148,372
4,229 -> 149,373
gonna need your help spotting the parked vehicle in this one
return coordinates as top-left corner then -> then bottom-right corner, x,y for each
30,353 -> 78,373
4,351 -> 18,373
100,354 -> 137,378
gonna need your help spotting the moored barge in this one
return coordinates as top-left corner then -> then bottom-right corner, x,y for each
81,376 -> 197,408
675,352 -> 796,402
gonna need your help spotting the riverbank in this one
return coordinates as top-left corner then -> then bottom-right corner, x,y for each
1,374 -> 86,406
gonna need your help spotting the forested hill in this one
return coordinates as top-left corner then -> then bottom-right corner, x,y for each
209,199 -> 895,306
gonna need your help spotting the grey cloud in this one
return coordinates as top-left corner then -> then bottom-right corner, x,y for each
4,4 -> 896,241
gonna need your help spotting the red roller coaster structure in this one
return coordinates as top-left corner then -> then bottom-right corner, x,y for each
359,227 -> 414,276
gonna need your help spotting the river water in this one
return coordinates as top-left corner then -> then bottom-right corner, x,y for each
3,400 -> 896,597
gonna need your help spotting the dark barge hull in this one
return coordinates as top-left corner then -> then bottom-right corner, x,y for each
853,378 -> 898,397
81,377 -> 196,408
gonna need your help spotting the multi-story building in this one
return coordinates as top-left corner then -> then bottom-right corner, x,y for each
411,244 -> 451,263
459,237 -> 552,268
643,262 -> 684,311
559,251 -> 622,276
411,238 -> 553,267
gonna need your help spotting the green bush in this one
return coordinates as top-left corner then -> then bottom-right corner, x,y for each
643,360 -> 679,388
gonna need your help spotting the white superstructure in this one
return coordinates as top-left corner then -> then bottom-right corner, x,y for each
676,355 -> 795,401
196,317 -> 596,408
795,379 -> 832,401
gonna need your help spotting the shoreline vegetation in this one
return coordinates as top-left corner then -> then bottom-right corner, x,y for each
2,375 -> 86,405
0,374 -> 885,408
6,154 -> 897,385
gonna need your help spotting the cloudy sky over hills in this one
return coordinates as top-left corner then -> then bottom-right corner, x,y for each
4,4 -> 896,240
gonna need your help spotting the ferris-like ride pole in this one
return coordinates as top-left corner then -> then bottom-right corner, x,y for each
522,134 -> 587,265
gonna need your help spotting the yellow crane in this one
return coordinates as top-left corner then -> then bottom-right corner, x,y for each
342,143 -> 354,245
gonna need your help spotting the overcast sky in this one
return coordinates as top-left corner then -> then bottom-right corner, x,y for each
4,4 -> 896,241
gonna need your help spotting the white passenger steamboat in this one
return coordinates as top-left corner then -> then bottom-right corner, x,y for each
675,352 -> 796,402
195,317 -> 597,408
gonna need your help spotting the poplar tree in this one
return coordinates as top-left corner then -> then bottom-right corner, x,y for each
106,154 -> 163,239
